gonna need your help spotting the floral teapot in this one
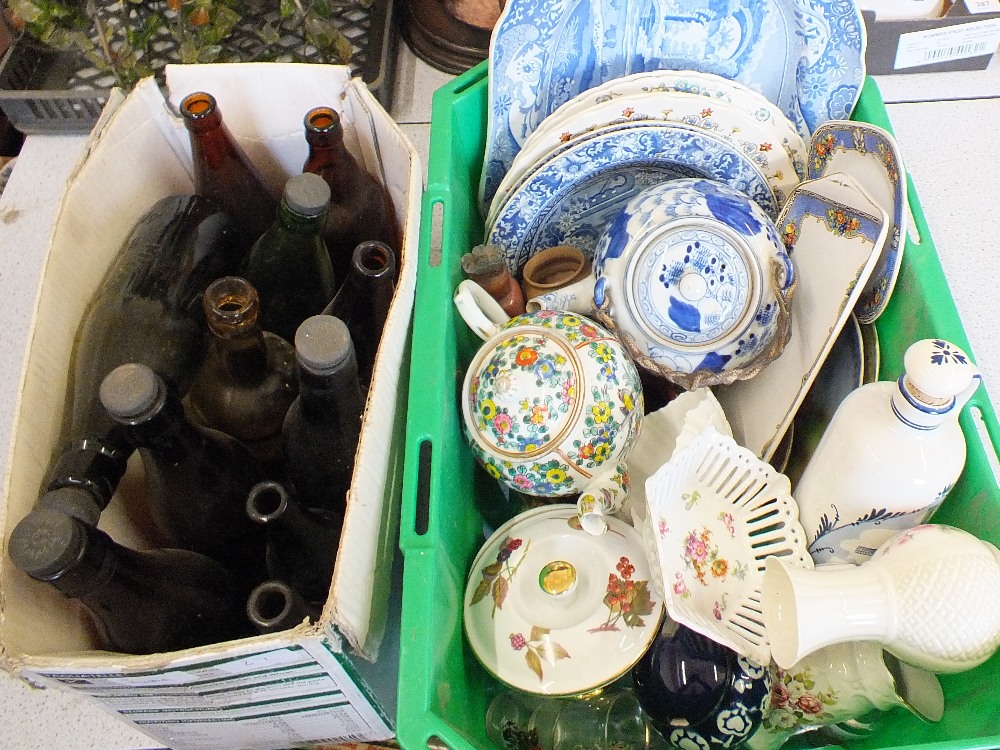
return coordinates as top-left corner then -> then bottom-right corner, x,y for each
454,279 -> 644,535
527,179 -> 795,388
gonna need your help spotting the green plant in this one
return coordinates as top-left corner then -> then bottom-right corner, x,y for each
3,0 -> 360,90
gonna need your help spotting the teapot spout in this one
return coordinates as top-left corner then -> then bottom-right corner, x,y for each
526,275 -> 597,315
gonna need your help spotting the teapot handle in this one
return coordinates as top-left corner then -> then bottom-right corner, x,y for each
454,279 -> 512,341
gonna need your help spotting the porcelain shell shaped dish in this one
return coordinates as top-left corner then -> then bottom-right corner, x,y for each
644,425 -> 812,665
464,504 -> 665,695
589,178 -> 794,378
486,121 -> 780,274
480,0 -> 866,210
461,309 -> 644,498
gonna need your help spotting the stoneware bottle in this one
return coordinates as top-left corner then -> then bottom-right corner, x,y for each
763,524 -> 1000,673
795,338 -> 981,565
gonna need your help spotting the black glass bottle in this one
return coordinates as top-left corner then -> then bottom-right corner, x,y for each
241,173 -> 337,344
8,507 -> 253,654
245,479 -> 342,603
322,240 -> 397,389
186,276 -> 298,470
281,316 -> 365,515
246,580 -> 322,635
180,91 -> 280,247
99,363 -> 266,591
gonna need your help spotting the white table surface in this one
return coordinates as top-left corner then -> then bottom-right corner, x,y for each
0,44 -> 998,749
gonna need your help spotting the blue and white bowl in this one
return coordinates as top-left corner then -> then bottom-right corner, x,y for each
592,178 -> 794,378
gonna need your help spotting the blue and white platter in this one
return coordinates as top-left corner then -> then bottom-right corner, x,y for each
484,121 -> 777,274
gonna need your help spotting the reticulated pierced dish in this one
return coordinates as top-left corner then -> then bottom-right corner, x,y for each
644,426 -> 812,665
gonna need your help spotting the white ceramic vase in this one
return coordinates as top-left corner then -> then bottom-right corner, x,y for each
746,641 -> 943,750
762,524 -> 1000,673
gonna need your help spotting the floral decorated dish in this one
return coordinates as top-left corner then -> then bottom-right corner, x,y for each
463,504 -> 664,695
807,121 -> 907,323
644,426 -> 812,666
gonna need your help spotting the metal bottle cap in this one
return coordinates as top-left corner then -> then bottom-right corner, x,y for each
294,315 -> 354,373
99,363 -> 162,420
8,507 -> 85,580
283,173 -> 331,218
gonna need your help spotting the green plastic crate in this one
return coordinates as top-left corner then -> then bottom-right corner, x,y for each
398,61 -> 1000,750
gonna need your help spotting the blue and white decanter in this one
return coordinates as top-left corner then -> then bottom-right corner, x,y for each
794,338 -> 982,565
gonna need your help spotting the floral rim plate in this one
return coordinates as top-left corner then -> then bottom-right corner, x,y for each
713,172 -> 889,462
480,0 -> 865,211
487,71 -> 809,222
808,121 -> 907,323
463,503 -> 664,695
644,425 -> 812,665
485,120 -> 777,275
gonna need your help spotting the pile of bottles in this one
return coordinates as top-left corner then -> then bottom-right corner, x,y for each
5,92 -> 401,655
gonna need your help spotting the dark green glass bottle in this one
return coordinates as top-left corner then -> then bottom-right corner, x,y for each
8,507 -> 253,654
241,173 -> 337,344
281,316 -> 365,515
186,276 -> 298,470
99,363 -> 267,592
246,580 -> 322,635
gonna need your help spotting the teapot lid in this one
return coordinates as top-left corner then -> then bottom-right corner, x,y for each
466,314 -> 588,459
623,219 -> 761,352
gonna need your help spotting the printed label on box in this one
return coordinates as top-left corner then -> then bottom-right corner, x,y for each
24,643 -> 392,750
894,18 -> 1000,68
965,0 -> 1000,15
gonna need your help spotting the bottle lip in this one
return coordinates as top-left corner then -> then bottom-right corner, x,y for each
353,241 -> 397,279
204,276 -> 260,334
180,91 -> 218,121
304,106 -> 343,137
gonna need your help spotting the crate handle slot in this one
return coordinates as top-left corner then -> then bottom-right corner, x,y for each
429,200 -> 445,268
414,439 -> 433,536
970,406 -> 1000,489
427,735 -> 456,750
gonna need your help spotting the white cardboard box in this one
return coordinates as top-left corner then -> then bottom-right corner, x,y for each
0,63 -> 420,750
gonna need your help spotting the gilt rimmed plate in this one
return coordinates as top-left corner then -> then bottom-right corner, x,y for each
488,84 -> 806,228
713,172 -> 888,462
644,426 -> 812,665
464,504 -> 664,695
480,0 -> 865,211
485,121 -> 777,274
807,121 -> 907,323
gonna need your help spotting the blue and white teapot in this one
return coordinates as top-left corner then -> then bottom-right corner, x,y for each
528,179 -> 795,386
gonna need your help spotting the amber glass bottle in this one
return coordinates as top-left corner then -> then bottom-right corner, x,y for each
246,480 -> 342,603
241,173 -> 336,344
67,194 -> 246,458
8,507 -> 253,654
322,240 -> 396,389
281,316 -> 365,515
302,106 -> 400,285
246,580 -> 322,634
186,276 -> 298,469
180,91 -> 279,247
99,363 -> 267,591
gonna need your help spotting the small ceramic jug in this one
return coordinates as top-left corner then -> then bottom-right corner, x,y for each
455,280 -> 644,534
526,179 -> 794,386
520,245 -> 592,302
747,640 -> 944,750
763,524 -> 1000,673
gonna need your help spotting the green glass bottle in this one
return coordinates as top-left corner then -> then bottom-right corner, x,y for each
8,507 -> 253,654
241,173 -> 336,344
186,276 -> 298,470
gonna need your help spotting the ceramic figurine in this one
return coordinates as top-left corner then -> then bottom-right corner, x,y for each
747,640 -> 943,750
526,179 -> 794,387
763,524 -> 1000,673
794,338 -> 981,565
455,280 -> 643,534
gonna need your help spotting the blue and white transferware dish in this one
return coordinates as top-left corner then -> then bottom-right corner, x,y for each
714,172 -> 888,462
486,70 -> 809,223
807,120 -> 907,324
480,0 -> 866,210
486,122 -> 779,274
528,179 -> 794,382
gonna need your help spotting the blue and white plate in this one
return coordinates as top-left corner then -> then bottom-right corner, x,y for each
480,0 -> 865,212
807,121 -> 907,323
485,121 -> 777,274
